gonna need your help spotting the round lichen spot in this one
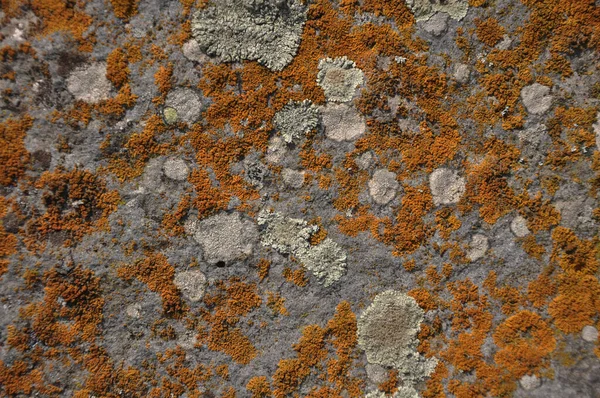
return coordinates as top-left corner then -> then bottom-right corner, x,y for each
273,100 -> 320,143
368,169 -> 400,205
163,158 -> 190,181
317,56 -> 364,103
321,103 -> 366,141
66,62 -> 112,103
165,88 -> 203,124
163,107 -> 178,124
174,270 -> 207,302
429,167 -> 466,206
358,290 -> 438,384
581,325 -> 598,342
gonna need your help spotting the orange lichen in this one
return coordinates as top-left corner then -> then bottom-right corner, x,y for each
257,259 -> 271,282
475,18 -> 506,47
117,252 -> 186,317
435,207 -> 462,240
154,63 -> 174,99
199,279 -> 262,364
0,115 -> 33,186
25,168 -> 120,245
0,197 -> 17,279
493,310 -> 556,379
283,266 -> 308,287
106,47 -> 130,88
528,273 -> 556,308
247,376 -> 272,398
109,0 -> 139,20
377,370 -> 399,395
267,291 -> 289,316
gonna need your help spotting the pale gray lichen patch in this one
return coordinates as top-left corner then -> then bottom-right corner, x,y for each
66,62 -> 112,103
191,0 -> 307,71
258,209 -> 347,286
510,215 -> 530,237
368,169 -> 399,205
321,103 -> 366,141
174,270 -> 207,302
358,290 -> 438,385
521,83 -> 553,115
519,374 -> 541,390
258,209 -> 317,254
467,233 -> 489,262
185,211 -> 258,265
163,158 -> 190,181
282,168 -> 305,189
165,88 -> 203,124
429,167 -> 466,206
581,325 -> 598,342
273,100 -> 320,143
317,56 -> 365,103
265,136 -> 288,164
405,0 -> 469,22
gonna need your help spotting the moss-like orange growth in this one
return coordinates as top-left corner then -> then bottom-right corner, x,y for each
475,18 -> 506,47
527,273 -> 556,308
257,259 -> 271,282
267,291 -> 289,316
0,197 -> 17,279
109,0 -> 139,19
493,310 -> 556,379
0,115 -> 33,186
118,253 -> 186,317
283,267 -> 308,287
199,278 -> 262,364
154,63 -> 173,99
26,168 -> 120,246
247,376 -> 271,398
106,47 -> 130,88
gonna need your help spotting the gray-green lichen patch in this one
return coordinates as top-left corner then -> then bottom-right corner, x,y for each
257,209 -> 317,254
258,209 -> 347,286
273,100 -> 320,143
405,0 -> 469,23
316,56 -> 364,103
296,238 -> 347,287
191,0 -> 307,71
358,290 -> 437,385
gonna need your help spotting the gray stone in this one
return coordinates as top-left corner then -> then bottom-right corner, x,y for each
66,62 -> 112,103
421,12 -> 448,36
521,83 -> 553,115
265,136 -> 287,164
368,169 -> 399,205
182,39 -> 209,63
321,103 -> 366,142
405,0 -> 469,22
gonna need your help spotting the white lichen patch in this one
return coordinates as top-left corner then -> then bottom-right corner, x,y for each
317,56 -> 364,103
163,158 -> 190,181
174,270 -> 207,302
273,100 -> 320,143
165,88 -> 203,124
429,167 -> 466,206
258,209 -> 347,286
510,215 -> 530,237
368,169 -> 400,205
321,103 -> 366,142
185,211 -> 258,265
282,168 -> 305,189
581,325 -> 598,342
405,0 -> 469,22
358,291 -> 438,385
67,62 -> 112,103
265,136 -> 287,164
125,303 -> 142,318
467,233 -> 489,262
521,83 -> 553,115
519,374 -> 541,390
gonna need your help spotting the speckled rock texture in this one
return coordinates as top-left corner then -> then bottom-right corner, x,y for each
1,0 -> 600,396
